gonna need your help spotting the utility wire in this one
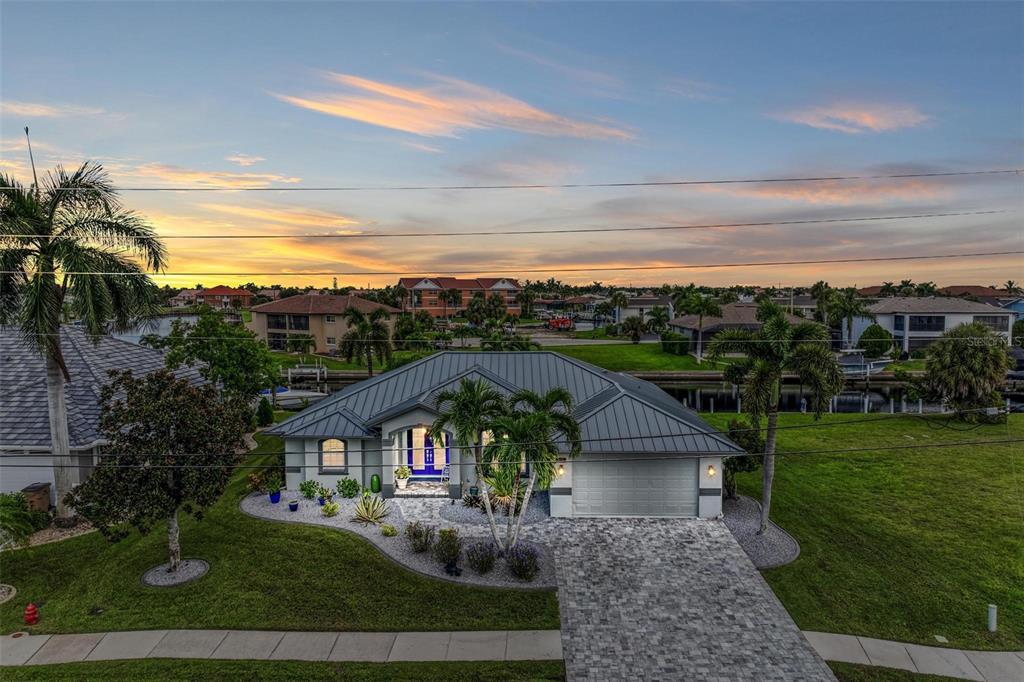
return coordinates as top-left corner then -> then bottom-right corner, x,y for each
2,210 -> 1006,241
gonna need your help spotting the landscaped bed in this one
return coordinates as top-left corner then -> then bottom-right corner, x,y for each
705,412 -> 1024,651
0,434 -> 560,635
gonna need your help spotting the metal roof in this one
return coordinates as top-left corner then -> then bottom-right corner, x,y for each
868,297 -> 1009,314
269,351 -> 742,455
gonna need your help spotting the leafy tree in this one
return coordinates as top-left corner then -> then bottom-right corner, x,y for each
718,290 -> 740,305
915,281 -> 938,297
414,309 -> 435,330
810,280 -> 832,323
829,287 -> 873,348
723,418 -> 763,500
256,396 -> 274,427
516,289 -> 536,318
485,293 -> 507,321
857,323 -> 895,359
677,294 -> 721,363
0,163 -> 166,518
593,300 -> 615,326
645,306 -> 670,333
339,307 -> 392,377
922,323 -> 1013,416
619,315 -> 648,344
464,293 -> 488,326
143,307 -> 277,400
65,370 -> 248,572
608,291 -> 629,323
393,313 -> 419,343
708,301 -> 844,533
286,334 -> 315,358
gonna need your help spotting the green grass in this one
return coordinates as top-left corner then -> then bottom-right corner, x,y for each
829,662 -> 961,681
0,659 -> 565,681
703,412 -> 1024,650
885,359 -> 926,372
570,328 -> 625,341
546,343 -> 729,372
0,435 -> 559,635
241,309 -> 252,323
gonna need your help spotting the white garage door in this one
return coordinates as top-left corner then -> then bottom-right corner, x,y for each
572,456 -> 698,517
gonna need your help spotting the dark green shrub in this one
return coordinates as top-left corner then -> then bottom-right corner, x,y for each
298,479 -> 320,500
858,324 -> 895,358
507,544 -> 540,581
466,541 -> 497,574
256,396 -> 274,426
461,491 -> 482,509
336,478 -> 360,498
724,418 -> 764,500
433,528 -> 463,567
405,521 -> 435,552
910,348 -> 928,359
660,331 -> 690,355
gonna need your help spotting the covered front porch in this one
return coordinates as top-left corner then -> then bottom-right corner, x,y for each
380,409 -> 477,499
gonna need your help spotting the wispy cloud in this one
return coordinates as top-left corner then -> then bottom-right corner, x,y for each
773,102 -> 930,134
198,203 -> 359,230
661,77 -> 726,102
0,100 -> 105,118
492,42 -> 623,91
132,163 -> 301,188
224,153 -> 265,167
452,156 -> 580,185
274,72 -> 633,140
399,140 -> 444,154
699,178 -> 949,205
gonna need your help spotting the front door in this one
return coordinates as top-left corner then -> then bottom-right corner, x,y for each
407,429 -> 448,477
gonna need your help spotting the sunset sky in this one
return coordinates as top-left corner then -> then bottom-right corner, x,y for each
1,1 -> 1021,289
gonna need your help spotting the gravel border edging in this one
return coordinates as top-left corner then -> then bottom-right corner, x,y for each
722,495 -> 801,569
141,559 -> 210,587
240,493 -> 557,591
0,584 -> 16,605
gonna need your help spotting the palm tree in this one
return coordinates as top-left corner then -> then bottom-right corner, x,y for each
430,379 -> 508,548
645,306 -> 670,333
608,290 -> 629,324
915,281 -> 938,297
0,163 -> 166,519
482,387 -> 581,550
465,292 -> 488,326
516,289 -> 536,319
339,308 -> 392,377
451,323 -> 472,348
437,289 -> 451,320
677,294 -> 721,363
593,300 -> 614,327
828,288 -> 874,348
879,281 -> 897,297
809,280 -> 832,323
620,315 -> 647,343
922,323 -> 1013,413
707,302 -> 844,533
898,279 -> 916,296
1004,280 -> 1022,296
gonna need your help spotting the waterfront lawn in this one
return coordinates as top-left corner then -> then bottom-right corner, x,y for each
704,412 -> 1024,650
271,351 -> 421,372
547,343 -> 729,372
0,435 -> 560,635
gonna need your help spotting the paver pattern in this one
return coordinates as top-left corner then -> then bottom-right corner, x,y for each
550,518 -> 836,681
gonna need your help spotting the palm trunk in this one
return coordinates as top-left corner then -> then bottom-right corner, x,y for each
167,509 -> 182,572
475,439 -> 504,551
46,353 -> 75,519
367,351 -> 374,378
510,471 -> 537,549
758,404 -> 779,535
504,471 -> 521,548
696,314 -> 703,364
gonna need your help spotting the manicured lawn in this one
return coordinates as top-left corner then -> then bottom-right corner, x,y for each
0,435 -> 559,635
829,662 -> 960,681
0,659 -> 565,681
885,359 -> 926,372
703,413 -> 1024,650
571,328 -> 625,341
546,343 -> 729,372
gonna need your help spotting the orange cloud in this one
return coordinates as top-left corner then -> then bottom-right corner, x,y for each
132,163 -> 301,188
1,101 -> 105,117
774,102 -> 929,134
700,178 -> 948,205
274,72 -> 633,140
198,203 -> 359,230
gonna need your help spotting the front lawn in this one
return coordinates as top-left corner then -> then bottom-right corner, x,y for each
704,413 -> 1024,650
0,659 -> 565,681
547,343 -> 729,372
0,435 -> 559,634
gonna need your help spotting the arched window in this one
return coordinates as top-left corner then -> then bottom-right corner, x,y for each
319,438 -> 347,474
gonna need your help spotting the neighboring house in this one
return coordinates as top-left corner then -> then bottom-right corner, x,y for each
0,327 -> 204,504
850,297 -> 1014,353
268,351 -> 740,518
618,295 -> 674,323
397,277 -> 521,317
194,285 -> 253,310
257,288 -> 281,301
937,285 -> 1009,306
999,297 -> 1024,321
169,288 -> 199,307
771,295 -> 817,318
668,303 -> 803,344
248,294 -> 399,354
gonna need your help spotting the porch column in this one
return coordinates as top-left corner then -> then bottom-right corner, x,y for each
381,436 -> 396,498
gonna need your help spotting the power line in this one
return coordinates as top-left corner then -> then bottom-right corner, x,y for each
2,168 -> 1019,192
6,249 -> 1023,277
2,210 -> 1006,241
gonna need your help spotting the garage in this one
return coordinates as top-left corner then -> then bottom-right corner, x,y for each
571,455 -> 699,517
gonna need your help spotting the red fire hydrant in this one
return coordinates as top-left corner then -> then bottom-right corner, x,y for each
24,603 -> 38,626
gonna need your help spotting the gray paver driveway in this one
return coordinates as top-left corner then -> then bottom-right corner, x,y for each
549,518 -> 836,681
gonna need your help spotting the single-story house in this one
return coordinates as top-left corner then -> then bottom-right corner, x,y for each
247,294 -> 399,354
268,351 -> 742,518
0,327 -> 204,504
850,297 -> 1014,353
617,295 -> 674,323
669,303 -> 804,344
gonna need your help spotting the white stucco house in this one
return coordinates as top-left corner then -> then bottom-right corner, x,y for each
850,297 -> 1014,353
267,351 -> 742,518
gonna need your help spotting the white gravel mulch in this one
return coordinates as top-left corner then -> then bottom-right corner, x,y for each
142,559 -> 210,587
722,495 -> 800,569
241,493 -> 556,589
439,492 -> 550,526
0,583 -> 16,605
26,520 -> 95,547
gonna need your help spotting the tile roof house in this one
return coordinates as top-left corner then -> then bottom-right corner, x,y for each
397,277 -> 522,317
247,294 -> 400,354
669,303 -> 804,334
194,285 -> 254,310
269,351 -> 742,518
849,297 -> 1014,353
0,327 -> 204,502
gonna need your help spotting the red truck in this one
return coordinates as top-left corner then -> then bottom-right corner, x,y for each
546,317 -> 574,331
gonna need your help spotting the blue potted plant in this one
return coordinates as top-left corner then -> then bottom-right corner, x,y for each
317,484 -> 333,506
266,473 -> 283,504
288,499 -> 299,512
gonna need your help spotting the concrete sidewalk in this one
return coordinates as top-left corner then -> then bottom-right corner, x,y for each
0,629 -> 562,667
804,631 -> 1024,682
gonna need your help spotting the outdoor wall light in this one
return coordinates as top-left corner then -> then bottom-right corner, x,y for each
557,462 -> 566,477
707,464 -> 717,478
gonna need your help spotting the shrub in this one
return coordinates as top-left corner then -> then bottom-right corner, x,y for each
353,492 -> 390,524
336,478 -> 360,498
394,465 -> 412,480
660,331 -> 690,356
317,484 -> 334,501
380,524 -> 397,537
910,348 -> 928,359
405,521 -> 436,552
0,493 -> 36,547
858,324 -> 895,359
433,528 -> 464,567
465,541 -> 498,574
506,544 -> 540,581
321,501 -> 340,518
605,323 -> 619,336
461,491 -> 482,509
256,396 -> 274,427
264,473 -> 283,494
298,479 -> 320,500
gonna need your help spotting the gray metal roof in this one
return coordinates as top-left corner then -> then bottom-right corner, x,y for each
868,297 -> 1009,314
0,326 -> 204,451
269,351 -> 742,455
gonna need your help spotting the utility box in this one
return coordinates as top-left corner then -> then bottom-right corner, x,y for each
21,482 -> 51,512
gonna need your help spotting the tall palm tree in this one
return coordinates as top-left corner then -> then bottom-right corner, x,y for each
483,387 -> 581,550
708,302 -> 844,533
677,293 -> 721,363
809,280 -> 832,323
430,379 -> 508,548
645,305 -> 670,333
437,289 -> 451,320
608,290 -> 629,324
593,300 -> 614,327
879,281 -> 897,298
339,307 -> 392,377
828,287 -> 874,348
0,163 -> 166,518
516,289 -> 536,319
915,281 -> 938,297
898,279 -> 916,296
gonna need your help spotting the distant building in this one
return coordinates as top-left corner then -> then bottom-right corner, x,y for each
770,295 -> 817,318
248,294 -> 399,354
397,277 -> 521,317
169,288 -> 200,307
257,288 -> 281,301
669,303 -> 803,344
851,297 -> 1013,353
194,285 -> 253,310
618,295 -> 674,323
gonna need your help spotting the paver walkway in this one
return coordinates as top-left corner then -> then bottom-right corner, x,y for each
804,632 -> 1024,682
0,629 -> 561,667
